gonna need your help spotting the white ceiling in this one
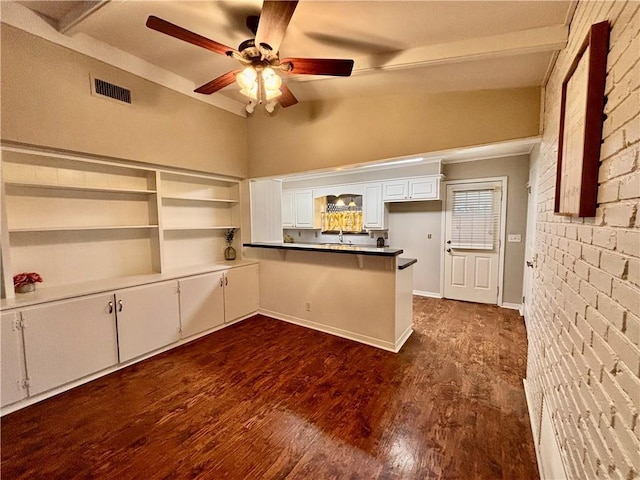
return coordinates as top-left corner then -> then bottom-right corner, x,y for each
13,0 -> 574,109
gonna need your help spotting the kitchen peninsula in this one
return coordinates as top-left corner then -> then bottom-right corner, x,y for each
243,242 -> 415,352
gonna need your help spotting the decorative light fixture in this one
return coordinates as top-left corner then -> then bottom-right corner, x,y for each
236,65 -> 283,113
335,197 -> 346,207
348,196 -> 357,208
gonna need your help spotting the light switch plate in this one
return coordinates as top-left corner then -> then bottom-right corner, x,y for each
507,234 -> 522,242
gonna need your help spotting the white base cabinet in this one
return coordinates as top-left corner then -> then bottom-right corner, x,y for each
223,264 -> 259,322
116,281 -> 181,362
21,293 -> 119,396
179,272 -> 225,338
1,311 -> 28,407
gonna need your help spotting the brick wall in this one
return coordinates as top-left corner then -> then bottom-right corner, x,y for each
526,1 -> 639,479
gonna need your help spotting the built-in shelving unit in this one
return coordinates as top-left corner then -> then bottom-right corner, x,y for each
1,145 -> 242,300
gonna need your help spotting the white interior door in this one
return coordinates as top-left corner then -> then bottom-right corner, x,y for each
443,181 -> 502,304
523,156 -> 539,322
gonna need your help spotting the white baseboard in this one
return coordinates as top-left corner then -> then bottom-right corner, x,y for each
259,308 -> 410,353
523,379 -> 568,480
502,302 -> 523,314
413,290 -> 443,298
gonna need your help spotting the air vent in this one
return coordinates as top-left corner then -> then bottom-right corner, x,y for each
91,76 -> 131,104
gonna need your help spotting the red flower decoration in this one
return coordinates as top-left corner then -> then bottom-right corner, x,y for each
13,272 -> 43,287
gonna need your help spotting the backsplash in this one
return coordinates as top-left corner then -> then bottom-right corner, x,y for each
284,229 -> 388,246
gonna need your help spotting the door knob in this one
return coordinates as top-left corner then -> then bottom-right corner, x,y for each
446,248 -> 451,253
446,240 -> 451,244
526,261 -> 534,268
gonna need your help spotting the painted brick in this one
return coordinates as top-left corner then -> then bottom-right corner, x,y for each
608,325 -> 640,377
582,244 -> 602,267
583,343 -> 605,382
599,423 -> 638,478
610,413 -> 640,474
598,178 -> 621,203
604,202 -> 637,228
625,311 -> 640,347
603,369 -> 639,428
579,280 -> 599,308
606,91 -> 640,134
566,225 -> 578,240
592,228 -> 618,250
600,250 -> 629,277
614,363 -> 640,411
628,257 -> 640,288
626,115 -> 640,146
585,415 -> 616,470
578,225 -> 593,244
586,306 -> 611,340
567,270 -> 581,292
592,331 -> 619,374
604,145 -> 637,179
619,172 -> 640,200
568,240 -> 582,259
601,128 -> 627,161
575,259 -> 590,281
591,268 -> 614,296
612,279 -> 640,313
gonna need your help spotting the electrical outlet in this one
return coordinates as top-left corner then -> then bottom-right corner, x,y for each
427,233 -> 432,239
305,302 -> 311,312
507,234 -> 522,242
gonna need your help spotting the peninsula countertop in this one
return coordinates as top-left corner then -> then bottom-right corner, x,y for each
243,242 -> 403,257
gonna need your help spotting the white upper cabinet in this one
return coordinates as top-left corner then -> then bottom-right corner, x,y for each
282,189 -> 315,228
363,183 -> 386,229
382,176 -> 440,202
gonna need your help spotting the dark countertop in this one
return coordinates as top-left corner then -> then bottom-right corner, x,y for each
398,257 -> 417,270
243,242 -> 403,257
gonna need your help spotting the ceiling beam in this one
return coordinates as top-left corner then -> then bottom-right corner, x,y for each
356,24 -> 568,73
291,24 -> 568,82
58,1 -> 111,33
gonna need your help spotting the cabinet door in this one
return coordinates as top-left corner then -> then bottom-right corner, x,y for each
293,190 -> 314,227
409,177 -> 439,200
282,191 -> 294,227
382,180 -> 408,201
250,180 -> 283,242
116,281 -> 180,362
179,272 -> 225,338
21,294 -> 118,396
224,264 -> 259,323
1,311 -> 28,406
363,183 -> 384,229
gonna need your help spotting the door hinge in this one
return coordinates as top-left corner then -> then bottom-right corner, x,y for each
13,316 -> 26,330
20,378 -> 30,389
175,285 -> 180,295
522,295 -> 525,303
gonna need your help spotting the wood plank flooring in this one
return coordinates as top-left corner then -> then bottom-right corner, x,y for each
1,297 -> 538,479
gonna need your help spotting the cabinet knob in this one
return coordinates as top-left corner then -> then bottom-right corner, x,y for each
225,277 -> 228,286
108,301 -> 114,314
118,299 -> 123,312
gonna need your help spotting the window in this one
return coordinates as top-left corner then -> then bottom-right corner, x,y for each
450,188 -> 500,250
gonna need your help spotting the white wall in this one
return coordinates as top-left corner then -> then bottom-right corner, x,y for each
388,201 -> 443,296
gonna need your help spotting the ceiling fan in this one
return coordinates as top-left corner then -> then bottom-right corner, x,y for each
146,0 -> 354,112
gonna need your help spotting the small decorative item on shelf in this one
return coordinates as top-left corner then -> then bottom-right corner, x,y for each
224,228 -> 237,261
13,272 -> 43,294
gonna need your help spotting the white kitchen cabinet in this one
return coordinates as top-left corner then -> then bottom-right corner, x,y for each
282,189 -> 315,228
382,176 -> 440,202
363,183 -> 386,229
20,293 -> 119,396
223,264 -> 259,322
116,281 -> 181,362
179,272 -> 225,338
1,311 -> 28,407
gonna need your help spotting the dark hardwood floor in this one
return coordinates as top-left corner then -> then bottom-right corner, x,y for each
1,297 -> 538,479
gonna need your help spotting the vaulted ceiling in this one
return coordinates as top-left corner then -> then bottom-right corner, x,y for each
9,1 -> 574,115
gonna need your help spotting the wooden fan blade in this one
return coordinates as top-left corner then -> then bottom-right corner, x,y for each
281,58 -> 354,76
278,84 -> 298,108
146,16 -> 236,57
195,70 -> 240,95
255,1 -> 298,54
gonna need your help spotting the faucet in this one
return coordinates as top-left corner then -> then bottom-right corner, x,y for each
338,229 -> 344,243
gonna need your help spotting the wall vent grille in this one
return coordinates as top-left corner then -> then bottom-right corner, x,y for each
92,77 -> 131,104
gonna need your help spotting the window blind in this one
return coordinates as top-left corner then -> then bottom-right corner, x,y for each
450,188 -> 500,250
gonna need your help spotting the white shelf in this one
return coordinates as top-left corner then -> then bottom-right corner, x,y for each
163,226 -> 238,232
9,225 -> 159,233
5,182 -> 157,195
161,196 -> 238,204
